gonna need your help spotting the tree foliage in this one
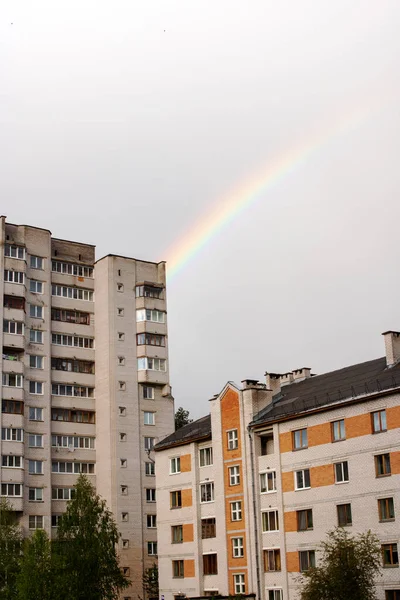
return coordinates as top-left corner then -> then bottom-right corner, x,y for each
142,563 -> 159,599
299,528 -> 382,600
17,529 -> 55,600
175,406 -> 192,430
56,474 -> 130,600
0,498 -> 22,600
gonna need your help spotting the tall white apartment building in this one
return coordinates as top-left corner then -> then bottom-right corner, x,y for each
0,216 -> 174,599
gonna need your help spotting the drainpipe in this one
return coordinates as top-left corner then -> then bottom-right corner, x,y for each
248,427 -> 262,600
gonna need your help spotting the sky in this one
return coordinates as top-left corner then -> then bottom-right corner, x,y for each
1,1 -> 400,419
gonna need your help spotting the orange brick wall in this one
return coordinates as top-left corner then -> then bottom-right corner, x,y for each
183,523 -> 194,542
346,413 -> 371,438
182,488 -> 192,507
180,454 -> 191,472
282,470 -> 294,492
286,552 -> 299,572
310,463 -> 334,487
280,431 -> 292,453
391,451 -> 400,474
221,388 -> 242,460
388,405 -> 400,430
308,422 -> 331,447
224,461 -> 244,494
184,559 -> 195,578
284,511 -> 297,532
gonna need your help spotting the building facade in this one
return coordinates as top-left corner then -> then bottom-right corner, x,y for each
0,216 -> 174,599
155,332 -> 400,600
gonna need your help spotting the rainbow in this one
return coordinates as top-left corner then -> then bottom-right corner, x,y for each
164,101 -> 379,280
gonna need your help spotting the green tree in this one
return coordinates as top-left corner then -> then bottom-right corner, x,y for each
56,474 -> 130,600
17,529 -> 55,600
175,406 -> 192,430
0,498 -> 22,600
299,528 -> 382,600
142,563 -> 159,599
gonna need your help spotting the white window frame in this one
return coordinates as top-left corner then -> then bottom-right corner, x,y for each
232,536 -> 244,557
29,515 -> 44,529
200,482 -> 215,503
233,574 -> 245,594
3,320 -> 24,335
29,381 -> 44,395
29,280 -> 43,294
229,465 -> 240,486
30,329 -> 43,344
144,437 -> 155,451
28,487 -> 43,502
332,419 -> 345,441
146,488 -> 156,503
2,455 -> 23,468
4,270 -> 24,284
227,429 -> 238,450
260,471 -> 277,493
5,244 -> 25,259
136,309 -> 165,323
295,468 -> 311,490
143,386 -> 155,399
231,501 -> 242,521
145,462 -> 155,476
29,355 -> 44,369
137,357 -> 166,372
28,434 -> 43,448
147,541 -> 157,556
147,514 -> 157,528
29,305 -> 43,319
170,457 -> 181,474
334,461 -> 349,483
30,256 -> 44,270
199,447 -> 213,467
1,428 -> 24,442
28,407 -> 43,421
267,590 -> 283,600
262,510 -> 279,532
144,411 -> 155,426
51,285 -> 93,301
28,460 -> 43,475
2,373 -> 23,388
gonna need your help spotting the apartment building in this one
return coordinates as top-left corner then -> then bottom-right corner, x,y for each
155,331 -> 400,600
0,216 -> 174,599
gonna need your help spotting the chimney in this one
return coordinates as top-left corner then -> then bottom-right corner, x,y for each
292,367 -> 312,382
280,372 -> 294,387
382,331 -> 400,367
265,373 -> 282,394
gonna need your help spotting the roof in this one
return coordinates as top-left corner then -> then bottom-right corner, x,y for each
154,414 -> 211,451
252,356 -> 400,427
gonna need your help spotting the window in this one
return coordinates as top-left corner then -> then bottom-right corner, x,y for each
233,574 -> 245,594
30,305 -> 43,318
121,485 -> 128,495
135,285 -> 163,299
376,454 -> 391,477
372,410 -> 387,433
4,270 -> 24,284
51,260 -> 93,278
117,283 -> 124,292
29,488 -> 43,502
334,461 -> 349,483
146,489 -> 156,503
29,434 -> 43,448
3,320 -> 24,335
51,435 -> 95,449
137,333 -> 166,346
51,285 -> 93,301
4,295 -> 25,309
337,503 -> 352,526
2,428 -> 23,442
30,329 -> 43,344
2,373 -> 23,387
145,462 -> 155,476
199,447 -> 213,467
51,358 -> 94,374
2,455 -> 22,468
232,537 -> 244,558
137,357 -> 166,372
332,419 -> 345,441
118,332 -> 125,341
29,515 -> 43,530
30,256 -> 43,269
172,560 -> 184,578
200,482 -> 214,503
147,514 -> 157,528
144,437 -> 155,451
203,554 -> 218,575
202,518 -> 216,539
264,549 -> 281,572
119,433 -> 127,442
52,514 -> 62,528
170,457 -> 181,474
2,400 -> 23,415
117,308 -> 124,316
136,309 -> 165,323
299,550 -> 316,571
227,429 -> 238,450
28,460 -> 43,475
143,386 -> 154,399
382,544 -> 399,567
51,384 -> 93,398
144,411 -> 155,425
147,542 -> 157,556
119,406 -> 126,417
260,432 -> 274,455
385,591 -> 400,600
379,498 -> 395,522
121,539 -> 129,548
29,280 -> 43,294
51,408 -> 95,424
121,512 -> 129,522
30,355 -> 43,369
170,490 -> 182,508
297,509 -> 313,531
120,459 -> 127,468
171,525 -> 183,543
52,462 -> 95,474
1,483 -> 22,497
231,501 -> 242,522
262,510 -> 279,532
260,471 -> 277,493
122,567 -> 130,577
118,356 -> 125,366
51,308 -> 90,325
267,590 -> 283,600
293,428 -> 308,450
229,465 -> 240,486
51,333 -> 94,348
5,244 -> 25,259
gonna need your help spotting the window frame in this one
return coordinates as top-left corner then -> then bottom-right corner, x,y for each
334,461 -> 349,483
260,471 -> 277,493
264,549 -> 281,572
375,453 -> 391,477
331,419 -> 346,442
231,501 -> 242,522
292,428 -> 308,450
232,537 -> 244,558
382,543 -> 399,567
200,482 -> 214,503
170,490 -> 182,509
372,409 -> 387,433
227,429 -> 238,450
229,465 -> 240,486
171,524 -> 183,543
170,456 -> 181,474
262,510 -> 279,532
337,503 -> 352,527
203,553 -> 218,576
172,559 -> 184,579
233,574 -> 245,594
378,497 -> 395,522
297,508 -> 313,531
299,550 -> 316,572
199,446 -> 213,467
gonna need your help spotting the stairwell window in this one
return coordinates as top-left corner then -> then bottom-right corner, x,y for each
144,411 -> 155,426
147,515 -> 157,529
29,381 -> 43,395
172,560 -> 184,578
144,437 -> 155,451
262,510 -> 279,532
30,280 -> 43,294
147,542 -> 157,556
170,490 -> 182,508
28,460 -> 43,475
293,428 -> 308,450
200,482 -> 214,503
28,434 -> 43,448
231,501 -> 242,522
199,447 -> 213,467
30,256 -> 44,269
232,537 -> 244,558
227,429 -> 238,450
171,525 -> 183,543
260,471 -> 276,493
382,544 -> 399,567
229,465 -> 240,486
146,489 -> 156,503
30,305 -> 43,318
30,355 -> 43,369
28,488 -> 43,502
264,549 -> 281,572
29,516 -> 43,530
30,329 -> 43,344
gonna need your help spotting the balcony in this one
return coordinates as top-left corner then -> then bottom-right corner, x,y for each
4,497 -> 23,512
1,386 -> 24,401
4,282 -> 26,298
2,358 -> 23,374
3,333 -> 25,350
137,369 -> 169,386
0,468 -> 24,484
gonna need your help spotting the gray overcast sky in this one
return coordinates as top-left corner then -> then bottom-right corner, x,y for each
1,1 -> 400,418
